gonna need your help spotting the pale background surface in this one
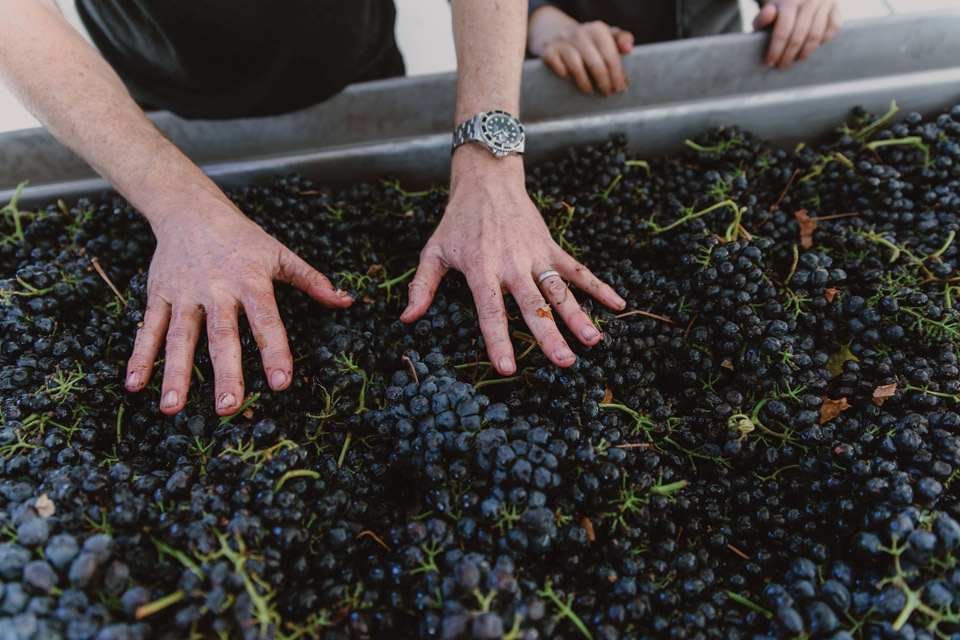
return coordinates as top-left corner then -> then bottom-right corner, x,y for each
1,0 -> 959,133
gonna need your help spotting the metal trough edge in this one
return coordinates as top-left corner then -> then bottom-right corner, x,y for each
2,13 -> 960,207
7,65 -> 958,207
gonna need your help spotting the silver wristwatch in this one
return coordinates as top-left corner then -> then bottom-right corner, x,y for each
452,110 -> 525,158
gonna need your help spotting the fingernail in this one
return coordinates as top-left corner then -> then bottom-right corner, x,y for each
553,349 -> 575,363
161,390 -> 178,409
498,357 -> 515,374
218,392 -> 236,411
271,370 -> 287,389
126,372 -> 141,389
613,293 -> 627,309
581,325 -> 600,341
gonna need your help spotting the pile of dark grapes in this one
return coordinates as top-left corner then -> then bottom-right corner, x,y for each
1,102 -> 959,639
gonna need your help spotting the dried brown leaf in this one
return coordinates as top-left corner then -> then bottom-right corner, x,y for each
602,388 -> 613,404
872,382 -> 898,407
721,360 -> 734,371
824,288 -> 838,303
581,518 -> 596,545
819,396 -> 851,424
365,264 -> 383,277
362,295 -> 376,304
243,408 -> 254,419
536,306 -> 553,320
795,208 -> 818,250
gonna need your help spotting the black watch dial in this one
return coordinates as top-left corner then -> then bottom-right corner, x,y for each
481,112 -> 523,150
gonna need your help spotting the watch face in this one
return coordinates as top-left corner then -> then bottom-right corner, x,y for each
481,112 -> 523,150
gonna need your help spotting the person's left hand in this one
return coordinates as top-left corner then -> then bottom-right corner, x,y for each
400,146 -> 626,376
754,0 -> 841,70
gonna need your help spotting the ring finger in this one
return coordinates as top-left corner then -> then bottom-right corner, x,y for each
509,277 -> 576,367
536,270 -> 602,346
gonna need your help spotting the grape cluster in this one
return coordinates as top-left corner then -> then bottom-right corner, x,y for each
0,102 -> 958,638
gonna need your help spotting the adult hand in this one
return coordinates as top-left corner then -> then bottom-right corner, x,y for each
528,4 -> 633,96
123,201 -> 352,416
401,146 -> 626,376
754,0 -> 841,70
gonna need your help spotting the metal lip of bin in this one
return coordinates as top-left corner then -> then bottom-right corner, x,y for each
1,12 -> 959,207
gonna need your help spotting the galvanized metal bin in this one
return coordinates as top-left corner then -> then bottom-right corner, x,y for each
1,12 -> 959,207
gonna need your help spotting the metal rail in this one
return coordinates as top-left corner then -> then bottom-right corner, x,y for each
1,12 -> 959,206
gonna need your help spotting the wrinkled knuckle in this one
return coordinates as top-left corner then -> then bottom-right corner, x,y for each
408,278 -> 432,293
544,278 -> 568,298
215,371 -> 243,386
165,326 -> 193,343
488,336 -> 512,349
478,302 -> 506,322
135,326 -> 159,343
261,347 -> 291,364
252,309 -> 284,333
539,329 -> 564,347
210,323 -> 238,339
467,254 -> 497,274
161,367 -> 187,383
518,293 -> 545,311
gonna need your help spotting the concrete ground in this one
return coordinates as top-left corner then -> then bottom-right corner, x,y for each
0,0 -> 959,133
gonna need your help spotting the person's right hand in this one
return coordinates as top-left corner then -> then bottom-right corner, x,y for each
528,5 -> 633,96
753,0 -> 841,70
123,201 -> 352,416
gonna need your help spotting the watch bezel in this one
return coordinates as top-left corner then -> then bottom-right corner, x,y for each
478,110 -> 525,157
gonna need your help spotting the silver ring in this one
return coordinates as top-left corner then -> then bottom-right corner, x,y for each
536,270 -> 561,285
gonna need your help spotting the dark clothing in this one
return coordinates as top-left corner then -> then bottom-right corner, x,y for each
528,0 -> 744,44
75,0 -> 403,119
